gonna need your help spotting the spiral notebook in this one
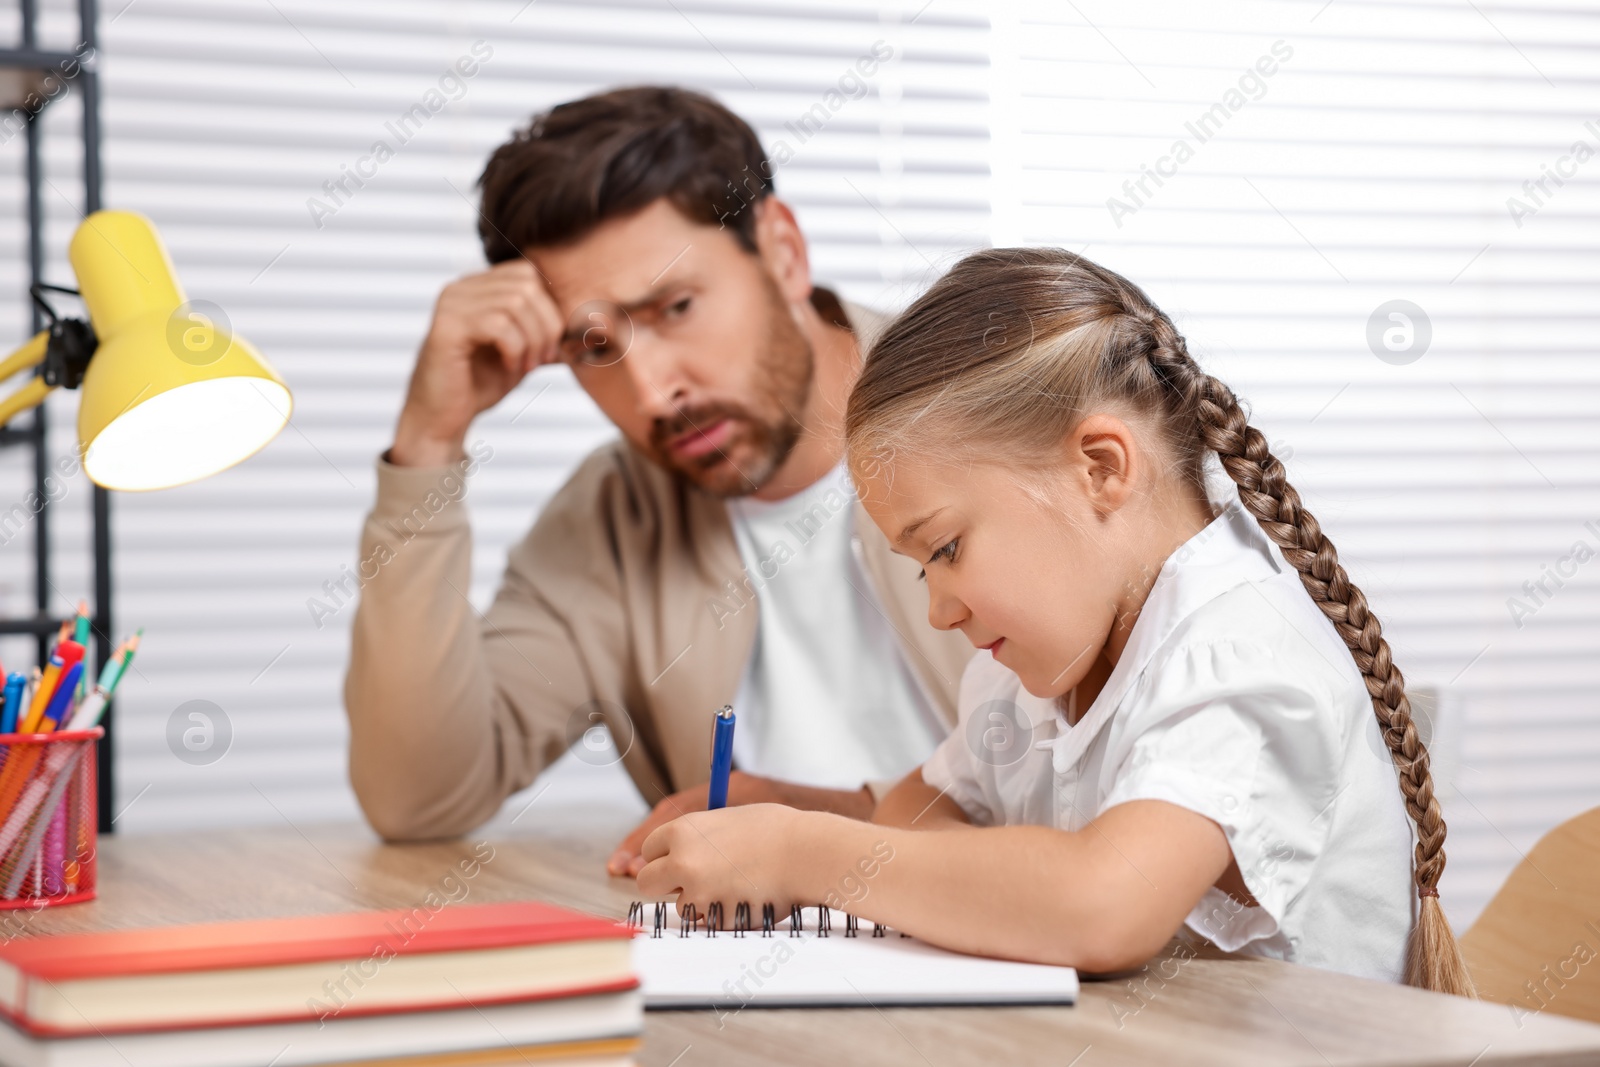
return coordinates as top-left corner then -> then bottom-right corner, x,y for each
627,903 -> 1078,1009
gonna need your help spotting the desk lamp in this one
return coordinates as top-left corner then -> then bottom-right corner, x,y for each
0,210 -> 291,490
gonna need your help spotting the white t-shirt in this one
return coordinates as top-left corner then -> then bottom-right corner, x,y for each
922,500 -> 1416,982
725,463 -> 947,791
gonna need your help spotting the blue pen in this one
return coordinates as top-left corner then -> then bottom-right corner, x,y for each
707,705 -> 736,810
0,673 -> 23,733
39,662 -> 82,731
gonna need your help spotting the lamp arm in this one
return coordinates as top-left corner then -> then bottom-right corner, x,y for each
0,331 -> 55,428
0,376 -> 54,428
0,330 -> 49,383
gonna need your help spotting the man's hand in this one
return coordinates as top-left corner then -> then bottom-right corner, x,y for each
390,260 -> 565,467
607,771 -> 873,877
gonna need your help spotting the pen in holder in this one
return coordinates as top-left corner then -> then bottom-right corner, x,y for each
0,727 -> 101,908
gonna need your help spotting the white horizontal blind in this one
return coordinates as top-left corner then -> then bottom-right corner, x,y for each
0,0 -> 990,832
992,0 -> 1600,927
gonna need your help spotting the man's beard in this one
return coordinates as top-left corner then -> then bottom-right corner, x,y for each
647,282 -> 814,498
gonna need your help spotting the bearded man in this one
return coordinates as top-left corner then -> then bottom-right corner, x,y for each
344,87 -> 972,875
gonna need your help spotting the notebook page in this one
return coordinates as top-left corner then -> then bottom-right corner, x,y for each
631,909 -> 1078,1008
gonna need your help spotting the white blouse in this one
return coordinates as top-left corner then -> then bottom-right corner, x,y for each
921,500 -> 1416,982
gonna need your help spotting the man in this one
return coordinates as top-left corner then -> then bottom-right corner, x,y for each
344,86 -> 973,875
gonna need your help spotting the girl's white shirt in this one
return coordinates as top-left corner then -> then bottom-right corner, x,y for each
921,500 -> 1416,982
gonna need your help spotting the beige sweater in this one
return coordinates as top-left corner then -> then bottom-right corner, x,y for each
344,299 -> 975,841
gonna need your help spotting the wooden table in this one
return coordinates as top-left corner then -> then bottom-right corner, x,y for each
15,818 -> 1600,1067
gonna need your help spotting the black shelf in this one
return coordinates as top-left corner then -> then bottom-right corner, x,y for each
0,47 -> 83,69
0,0 -> 111,833
0,613 -> 72,636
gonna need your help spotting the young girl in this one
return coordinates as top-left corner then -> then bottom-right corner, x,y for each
636,248 -> 1475,995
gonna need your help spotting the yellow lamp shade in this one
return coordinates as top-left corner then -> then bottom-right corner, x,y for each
69,210 -> 291,491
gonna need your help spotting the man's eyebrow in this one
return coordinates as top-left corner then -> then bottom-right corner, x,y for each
558,281 -> 684,344
897,507 -> 947,545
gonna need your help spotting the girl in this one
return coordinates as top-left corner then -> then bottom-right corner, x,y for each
637,248 -> 1475,995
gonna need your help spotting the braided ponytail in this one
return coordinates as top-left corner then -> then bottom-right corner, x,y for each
1144,317 -> 1476,997
846,246 -> 1478,997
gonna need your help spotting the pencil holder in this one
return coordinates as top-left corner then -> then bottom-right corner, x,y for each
0,728 -> 101,908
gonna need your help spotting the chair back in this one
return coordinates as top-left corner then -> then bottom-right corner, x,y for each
1461,806 -> 1600,1024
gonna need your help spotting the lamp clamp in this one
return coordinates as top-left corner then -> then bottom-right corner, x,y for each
30,283 -> 97,391
40,318 -> 96,390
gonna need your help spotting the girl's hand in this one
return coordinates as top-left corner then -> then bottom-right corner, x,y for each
636,804 -> 821,921
607,773 -> 873,877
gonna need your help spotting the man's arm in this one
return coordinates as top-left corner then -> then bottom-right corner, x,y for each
345,262 -> 576,840
871,767 -> 972,830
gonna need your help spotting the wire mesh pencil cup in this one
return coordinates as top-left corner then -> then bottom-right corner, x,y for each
0,728 -> 101,908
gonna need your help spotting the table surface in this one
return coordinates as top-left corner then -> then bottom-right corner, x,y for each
13,817 -> 1600,1067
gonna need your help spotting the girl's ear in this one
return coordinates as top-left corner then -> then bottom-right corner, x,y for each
1066,413 -> 1138,518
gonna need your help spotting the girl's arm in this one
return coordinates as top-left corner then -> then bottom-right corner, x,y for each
870,767 -> 972,829
638,799 -> 1233,972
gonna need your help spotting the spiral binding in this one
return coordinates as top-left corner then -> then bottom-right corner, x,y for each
627,901 -> 910,939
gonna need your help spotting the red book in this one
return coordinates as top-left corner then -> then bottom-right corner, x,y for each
0,900 -> 636,1038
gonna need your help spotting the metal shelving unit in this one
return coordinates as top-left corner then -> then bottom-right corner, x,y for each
0,0 -> 112,832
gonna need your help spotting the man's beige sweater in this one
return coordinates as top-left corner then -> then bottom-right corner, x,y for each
343,298 -> 975,841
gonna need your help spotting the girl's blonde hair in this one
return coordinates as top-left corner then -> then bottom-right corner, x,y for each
845,247 -> 1476,997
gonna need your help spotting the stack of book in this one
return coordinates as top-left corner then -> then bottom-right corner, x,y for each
0,900 -> 640,1067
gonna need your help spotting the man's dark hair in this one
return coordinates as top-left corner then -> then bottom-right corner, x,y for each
476,86 -> 773,263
